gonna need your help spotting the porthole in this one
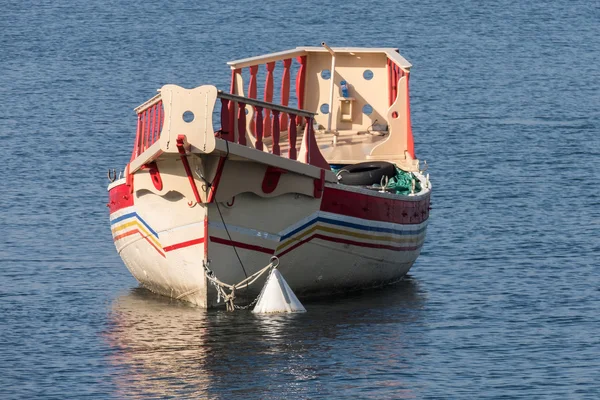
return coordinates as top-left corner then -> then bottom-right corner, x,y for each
320,103 -> 330,114
183,111 -> 194,123
320,69 -> 331,80
363,69 -> 374,80
362,104 -> 373,115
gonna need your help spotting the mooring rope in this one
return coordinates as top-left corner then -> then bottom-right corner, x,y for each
203,256 -> 279,311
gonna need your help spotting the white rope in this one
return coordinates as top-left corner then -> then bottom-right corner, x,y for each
203,256 -> 279,311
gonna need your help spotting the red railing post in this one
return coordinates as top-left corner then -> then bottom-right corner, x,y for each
150,104 -> 156,146
220,98 -> 229,137
263,62 -> 275,137
141,111 -> 147,151
288,114 -> 297,160
156,101 -> 163,143
280,58 -> 292,131
392,64 -> 398,104
272,110 -> 280,155
255,106 -> 264,151
227,69 -> 239,142
296,56 -> 307,110
132,113 -> 142,160
405,73 -> 415,159
248,65 -> 258,99
304,116 -> 312,164
387,59 -> 393,107
237,102 -> 247,145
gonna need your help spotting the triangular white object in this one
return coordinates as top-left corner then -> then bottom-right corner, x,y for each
252,269 -> 306,313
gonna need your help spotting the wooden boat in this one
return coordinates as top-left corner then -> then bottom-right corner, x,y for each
107,44 -> 431,308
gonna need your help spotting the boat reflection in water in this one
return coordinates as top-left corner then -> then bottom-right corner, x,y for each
105,278 -> 426,398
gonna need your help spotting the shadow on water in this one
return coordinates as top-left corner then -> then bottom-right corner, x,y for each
104,278 -> 427,398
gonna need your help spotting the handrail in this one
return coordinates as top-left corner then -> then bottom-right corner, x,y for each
134,93 -> 161,113
217,91 -> 315,118
227,48 -> 307,70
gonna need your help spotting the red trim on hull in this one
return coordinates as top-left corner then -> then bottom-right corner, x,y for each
113,228 -> 165,258
210,236 -> 274,255
207,157 -> 226,203
108,183 -> 134,214
320,187 -> 430,225
163,237 -> 205,252
277,233 -> 422,257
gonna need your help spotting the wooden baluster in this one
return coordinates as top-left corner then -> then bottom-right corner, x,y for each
263,62 -> 275,137
387,59 -> 393,107
304,116 -> 312,163
156,102 -> 163,141
227,69 -> 239,142
150,104 -> 157,145
288,114 -> 297,160
272,110 -> 280,155
392,64 -> 398,104
280,58 -> 292,131
132,113 -> 142,160
220,98 -> 229,138
296,56 -> 307,110
237,102 -> 247,145
405,72 -> 415,159
248,65 -> 258,99
140,111 -> 146,151
255,106 -> 264,151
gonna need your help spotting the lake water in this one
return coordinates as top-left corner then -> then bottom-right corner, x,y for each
1,0 -> 599,398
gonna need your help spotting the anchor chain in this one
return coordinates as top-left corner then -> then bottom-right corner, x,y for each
203,256 -> 279,311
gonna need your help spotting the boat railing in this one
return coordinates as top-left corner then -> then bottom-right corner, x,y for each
131,93 -> 163,161
128,85 -> 329,171
227,49 -> 309,137
216,91 -> 316,161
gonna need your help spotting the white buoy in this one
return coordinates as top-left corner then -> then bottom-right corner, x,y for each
252,269 -> 306,314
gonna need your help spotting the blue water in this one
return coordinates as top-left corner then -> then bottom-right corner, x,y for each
1,0 -> 599,398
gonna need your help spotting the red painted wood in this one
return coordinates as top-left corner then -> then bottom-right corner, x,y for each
163,237 -> 205,252
302,117 -> 329,169
147,162 -> 163,191
248,65 -> 258,99
255,106 -> 264,151
314,168 -> 325,198
405,73 -> 415,158
132,114 -> 142,161
150,104 -> 156,146
271,110 -> 280,155
220,98 -> 229,137
227,69 -> 239,142
210,236 -> 274,255
237,101 -> 246,145
288,114 -> 297,160
176,135 -> 202,205
108,183 -> 134,214
157,101 -> 163,141
261,166 -> 286,193
280,58 -> 292,131
387,59 -> 393,107
295,56 -> 307,109
277,233 -> 422,258
391,64 -> 398,104
263,61 -> 275,137
207,157 -> 226,203
320,187 -> 430,225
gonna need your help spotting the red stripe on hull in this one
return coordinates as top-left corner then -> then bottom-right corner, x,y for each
320,187 -> 430,224
163,237 -> 205,252
277,233 -> 422,257
108,183 -> 134,214
113,228 -> 165,258
210,236 -> 274,255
